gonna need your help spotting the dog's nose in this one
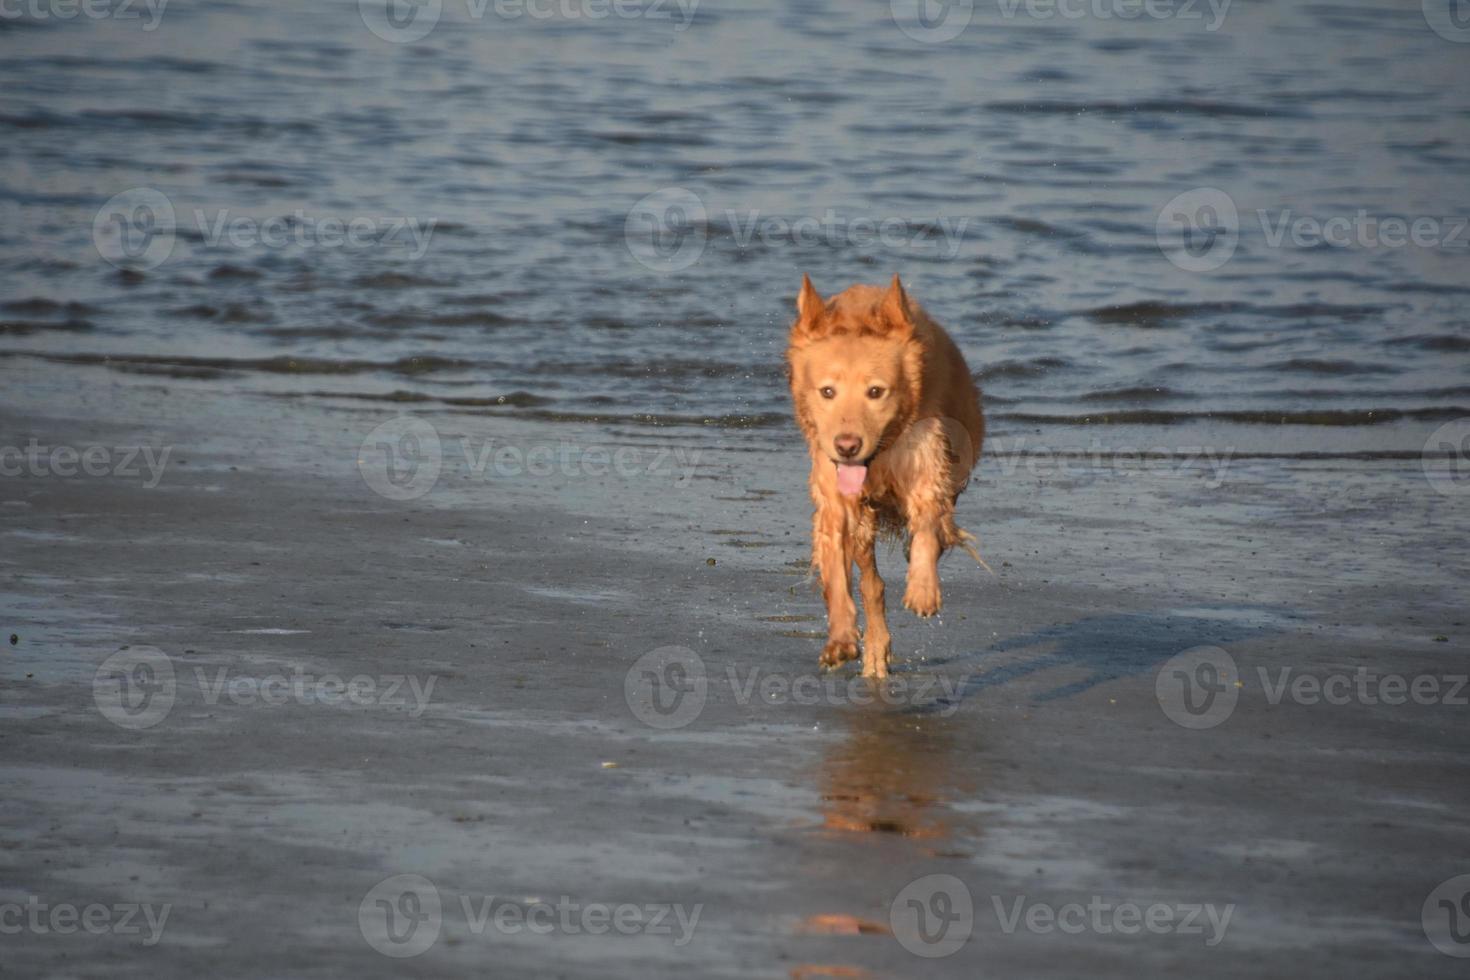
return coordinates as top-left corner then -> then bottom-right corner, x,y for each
834,434 -> 864,459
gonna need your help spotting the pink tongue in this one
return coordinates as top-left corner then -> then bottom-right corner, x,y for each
836,463 -> 868,497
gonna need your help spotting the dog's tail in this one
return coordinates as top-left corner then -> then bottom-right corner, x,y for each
955,527 -> 996,577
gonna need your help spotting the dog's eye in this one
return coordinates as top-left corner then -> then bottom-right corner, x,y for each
819,386 -> 836,399
867,386 -> 886,399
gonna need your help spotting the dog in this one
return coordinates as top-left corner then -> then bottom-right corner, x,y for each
786,274 -> 984,678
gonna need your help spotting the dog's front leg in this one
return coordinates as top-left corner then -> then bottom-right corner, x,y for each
812,502 -> 859,669
902,515 -> 944,618
852,514 -> 890,678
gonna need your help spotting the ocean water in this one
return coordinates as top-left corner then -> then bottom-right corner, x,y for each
1,0 -> 1467,458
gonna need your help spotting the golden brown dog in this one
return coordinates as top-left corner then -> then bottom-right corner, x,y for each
786,274 -> 984,678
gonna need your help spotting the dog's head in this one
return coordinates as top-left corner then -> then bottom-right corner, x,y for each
786,274 -> 923,496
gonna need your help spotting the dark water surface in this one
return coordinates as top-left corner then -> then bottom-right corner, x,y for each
1,0 -> 1467,455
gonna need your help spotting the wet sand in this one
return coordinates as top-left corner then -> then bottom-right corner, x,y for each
2,359 -> 1468,978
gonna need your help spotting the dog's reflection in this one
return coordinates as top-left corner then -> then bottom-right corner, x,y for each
816,701 -> 976,843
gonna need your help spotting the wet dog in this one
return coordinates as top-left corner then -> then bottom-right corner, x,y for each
786,275 -> 984,678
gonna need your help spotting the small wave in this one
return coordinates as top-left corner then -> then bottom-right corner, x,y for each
1274,359 -> 1395,376
170,303 -> 273,324
350,272 -> 457,290
987,100 -> 1301,119
0,319 -> 93,336
1084,300 -> 1395,326
1384,333 -> 1470,353
3,298 -> 100,317
1078,386 -> 1181,403
976,357 -> 1069,382
1,350 -> 475,378
208,264 -> 264,282
993,407 -> 1463,426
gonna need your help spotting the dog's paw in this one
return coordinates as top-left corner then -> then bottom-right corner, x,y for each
860,653 -> 890,679
819,636 -> 860,671
903,577 -> 942,618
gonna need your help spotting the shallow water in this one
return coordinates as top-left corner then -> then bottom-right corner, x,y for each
1,0 -> 1466,455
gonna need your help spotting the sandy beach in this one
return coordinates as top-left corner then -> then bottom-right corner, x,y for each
3,356 -> 1467,977
4,3 -> 1470,974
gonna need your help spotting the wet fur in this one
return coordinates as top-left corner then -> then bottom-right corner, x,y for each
786,275 -> 984,678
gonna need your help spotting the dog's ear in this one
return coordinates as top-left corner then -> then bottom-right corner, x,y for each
792,274 -> 826,340
878,274 -> 914,337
